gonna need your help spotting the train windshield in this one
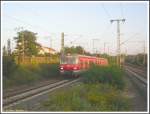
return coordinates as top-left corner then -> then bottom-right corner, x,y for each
60,56 -> 78,64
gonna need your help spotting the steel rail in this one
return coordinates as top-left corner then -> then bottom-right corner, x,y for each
124,66 -> 147,85
124,65 -> 147,79
3,80 -> 61,99
3,78 -> 80,109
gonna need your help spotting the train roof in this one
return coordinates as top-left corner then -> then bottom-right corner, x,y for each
64,54 -> 107,60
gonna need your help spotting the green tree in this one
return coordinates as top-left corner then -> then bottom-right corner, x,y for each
7,39 -> 11,55
14,30 -> 39,56
64,46 -> 85,54
3,56 -> 17,78
76,46 -> 85,54
3,46 -> 7,56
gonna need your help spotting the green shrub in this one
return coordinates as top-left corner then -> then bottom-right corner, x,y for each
3,63 -> 60,88
26,64 -> 60,78
39,64 -> 60,78
3,56 -> 18,78
42,83 -> 130,111
12,66 -> 40,84
81,64 -> 125,90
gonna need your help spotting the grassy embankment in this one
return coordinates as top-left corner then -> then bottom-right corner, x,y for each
41,64 -> 131,111
3,56 -> 60,89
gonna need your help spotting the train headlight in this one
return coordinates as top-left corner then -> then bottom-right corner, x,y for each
73,67 -> 77,70
60,67 -> 63,70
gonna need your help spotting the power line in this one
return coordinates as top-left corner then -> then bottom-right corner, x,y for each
100,23 -> 112,38
101,4 -> 112,19
4,14 -> 50,34
103,42 -> 109,54
3,14 -> 58,49
92,39 -> 100,54
70,36 -> 81,45
4,15 -> 36,29
120,3 -> 124,18
120,33 -> 141,45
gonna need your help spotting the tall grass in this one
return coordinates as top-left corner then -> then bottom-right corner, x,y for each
42,83 -> 130,111
40,63 -> 130,111
3,56 -> 17,78
3,56 -> 60,89
81,64 -> 125,90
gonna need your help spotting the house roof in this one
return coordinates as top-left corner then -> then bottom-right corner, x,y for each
36,42 -> 56,52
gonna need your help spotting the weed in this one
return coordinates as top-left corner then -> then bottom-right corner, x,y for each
81,64 -> 125,90
42,83 -> 131,111
3,58 -> 60,89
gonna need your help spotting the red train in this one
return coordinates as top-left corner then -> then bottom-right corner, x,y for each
59,54 -> 108,77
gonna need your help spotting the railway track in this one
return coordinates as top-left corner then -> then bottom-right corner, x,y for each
3,78 -> 81,109
125,63 -> 147,72
124,64 -> 147,79
3,79 -> 61,99
124,65 -> 147,99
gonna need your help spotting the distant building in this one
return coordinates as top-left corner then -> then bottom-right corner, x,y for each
37,43 -> 57,55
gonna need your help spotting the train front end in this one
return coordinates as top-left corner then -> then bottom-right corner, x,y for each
59,55 -> 80,77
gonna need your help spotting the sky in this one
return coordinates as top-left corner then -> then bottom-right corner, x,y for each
1,1 -> 149,55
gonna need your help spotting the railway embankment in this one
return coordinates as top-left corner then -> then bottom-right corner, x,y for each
39,64 -> 147,111
40,65 -> 131,111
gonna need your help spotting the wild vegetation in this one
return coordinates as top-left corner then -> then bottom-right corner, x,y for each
3,29 -> 60,89
41,64 -> 130,111
42,83 -> 130,111
3,56 -> 60,89
81,64 -> 125,90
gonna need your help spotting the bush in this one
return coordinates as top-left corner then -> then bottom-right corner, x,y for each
81,64 -> 125,90
3,56 -> 18,78
3,62 -> 60,88
3,65 -> 41,88
27,64 -> 60,79
42,83 -> 130,111
12,66 -> 40,84
39,64 -> 60,78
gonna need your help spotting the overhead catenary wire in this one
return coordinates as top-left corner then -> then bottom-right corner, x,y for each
2,16 -> 60,54
101,3 -> 112,19
120,3 -> 124,18
3,14 -> 51,35
4,15 -> 37,29
100,23 -> 113,38
3,14 -> 61,48
120,33 -> 141,45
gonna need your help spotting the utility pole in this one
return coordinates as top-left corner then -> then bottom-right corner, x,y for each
7,39 -> 11,56
50,37 -> 52,48
92,39 -> 95,54
125,49 -> 127,64
61,32 -> 64,56
104,42 -> 106,54
44,36 -> 53,48
107,46 -> 109,55
104,42 -> 109,54
110,19 -> 125,67
21,32 -> 25,62
93,39 -> 99,55
143,41 -> 146,65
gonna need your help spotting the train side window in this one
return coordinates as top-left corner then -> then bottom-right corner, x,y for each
85,61 -> 88,68
80,60 -> 84,69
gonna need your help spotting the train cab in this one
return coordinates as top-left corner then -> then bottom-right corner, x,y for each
59,55 -> 81,76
